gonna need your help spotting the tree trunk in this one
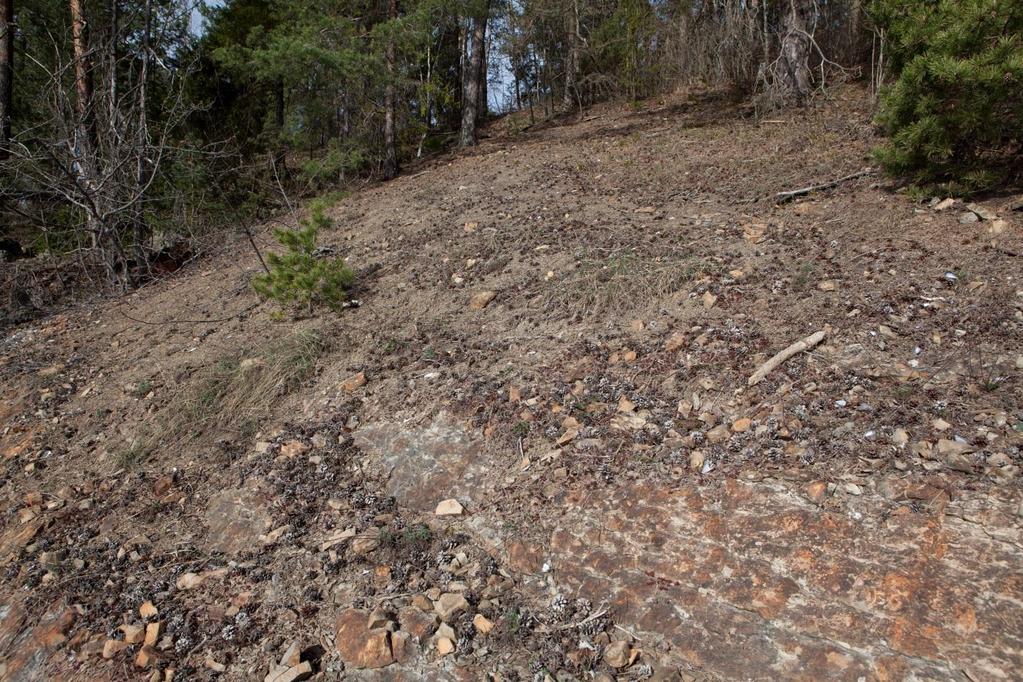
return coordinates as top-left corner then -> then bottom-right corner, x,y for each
274,79 -> 285,130
459,4 -> 487,147
69,0 -> 122,287
530,45 -> 541,122
850,0 -> 863,63
563,0 -> 578,110
108,0 -> 118,129
780,0 -> 811,102
417,41 -> 432,158
0,0 -> 12,159
458,18 -> 467,91
476,26 -> 487,121
70,0 -> 94,129
541,44 -> 553,116
130,0 -> 151,275
761,0 -> 771,68
382,0 -> 398,179
457,16 -> 467,119
273,77 -> 287,176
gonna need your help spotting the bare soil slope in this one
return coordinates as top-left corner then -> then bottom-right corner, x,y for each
1,86 -> 1022,682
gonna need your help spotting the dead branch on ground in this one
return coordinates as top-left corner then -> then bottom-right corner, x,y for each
748,328 -> 828,386
773,168 -> 876,203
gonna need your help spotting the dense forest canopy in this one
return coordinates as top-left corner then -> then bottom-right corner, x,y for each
0,0 -> 1019,291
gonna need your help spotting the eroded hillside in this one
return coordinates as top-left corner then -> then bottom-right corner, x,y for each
2,87 -> 1022,681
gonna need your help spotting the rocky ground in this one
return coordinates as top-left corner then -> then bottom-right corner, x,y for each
1,86 -> 1022,681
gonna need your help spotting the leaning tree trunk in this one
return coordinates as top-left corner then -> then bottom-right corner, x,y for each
780,0 -> 812,103
382,0 -> 398,179
0,0 -> 12,159
459,4 -> 487,147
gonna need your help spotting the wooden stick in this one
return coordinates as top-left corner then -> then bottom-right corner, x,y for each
774,168 -> 876,203
243,226 -> 270,274
748,329 -> 827,386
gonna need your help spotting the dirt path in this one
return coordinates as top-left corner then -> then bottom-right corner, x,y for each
1,86 -> 1021,681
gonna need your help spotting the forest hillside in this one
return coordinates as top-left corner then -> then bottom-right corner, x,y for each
1,1 -> 1022,681
2,85 -> 1022,681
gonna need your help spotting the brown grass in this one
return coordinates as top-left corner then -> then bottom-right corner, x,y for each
541,250 -> 700,318
120,328 -> 331,466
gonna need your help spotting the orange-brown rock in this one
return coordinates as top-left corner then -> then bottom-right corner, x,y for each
550,478 -> 1023,680
507,540 -> 542,574
335,608 -> 393,669
398,607 -> 438,642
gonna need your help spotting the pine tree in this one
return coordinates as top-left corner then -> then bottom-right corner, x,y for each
871,0 -> 1023,193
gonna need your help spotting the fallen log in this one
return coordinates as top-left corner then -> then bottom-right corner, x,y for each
748,329 -> 828,386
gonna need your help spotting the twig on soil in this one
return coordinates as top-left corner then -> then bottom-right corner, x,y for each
614,623 -> 644,640
550,606 -> 610,632
773,168 -> 876,203
118,302 -> 259,326
748,328 -> 828,386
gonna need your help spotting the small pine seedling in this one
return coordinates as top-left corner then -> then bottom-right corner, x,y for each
252,204 -> 354,313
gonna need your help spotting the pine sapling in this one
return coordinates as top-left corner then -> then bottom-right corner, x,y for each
252,204 -> 354,313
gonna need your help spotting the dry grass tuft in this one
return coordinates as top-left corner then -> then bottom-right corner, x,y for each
542,250 -> 699,318
120,329 -> 331,466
